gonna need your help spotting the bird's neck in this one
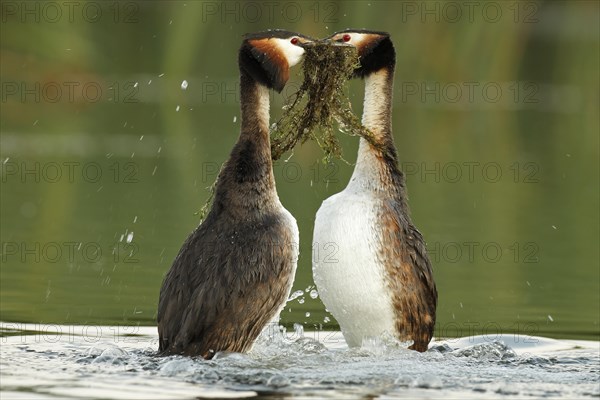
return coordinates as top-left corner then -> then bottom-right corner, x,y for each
240,71 -> 271,140
211,71 -> 279,218
348,67 -> 402,193
362,68 -> 394,143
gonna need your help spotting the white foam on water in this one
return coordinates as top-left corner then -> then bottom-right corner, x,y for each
0,322 -> 598,399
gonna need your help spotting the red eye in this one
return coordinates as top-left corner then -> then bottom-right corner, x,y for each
343,34 -> 351,42
291,37 -> 299,45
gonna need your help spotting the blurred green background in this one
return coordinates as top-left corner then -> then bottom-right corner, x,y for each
1,1 -> 598,340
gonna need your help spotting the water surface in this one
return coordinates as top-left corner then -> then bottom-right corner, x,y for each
1,323 -> 598,399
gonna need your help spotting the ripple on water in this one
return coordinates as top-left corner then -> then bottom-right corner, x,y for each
0,323 -> 598,399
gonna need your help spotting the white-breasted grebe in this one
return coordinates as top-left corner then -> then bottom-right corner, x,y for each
312,30 -> 437,352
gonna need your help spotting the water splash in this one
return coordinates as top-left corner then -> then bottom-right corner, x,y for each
287,290 -> 304,302
451,340 -> 517,360
1,324 -> 597,399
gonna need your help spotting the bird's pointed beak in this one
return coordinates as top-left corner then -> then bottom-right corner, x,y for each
322,38 -> 352,47
299,41 -> 317,49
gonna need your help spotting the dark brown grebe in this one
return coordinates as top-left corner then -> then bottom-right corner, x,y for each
312,30 -> 437,352
158,30 -> 313,359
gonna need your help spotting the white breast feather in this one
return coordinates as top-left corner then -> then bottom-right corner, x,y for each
312,69 -> 397,348
312,190 -> 396,347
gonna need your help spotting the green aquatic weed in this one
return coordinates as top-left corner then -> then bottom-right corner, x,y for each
270,41 -> 380,162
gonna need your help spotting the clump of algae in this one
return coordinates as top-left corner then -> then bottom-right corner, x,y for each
198,41 -> 378,221
270,41 -> 379,161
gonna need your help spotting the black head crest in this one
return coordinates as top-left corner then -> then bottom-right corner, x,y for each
326,30 -> 396,78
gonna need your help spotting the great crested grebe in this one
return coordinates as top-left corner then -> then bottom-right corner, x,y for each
158,30 -> 313,359
312,30 -> 437,352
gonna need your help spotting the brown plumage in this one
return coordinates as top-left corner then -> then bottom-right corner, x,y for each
248,39 -> 290,90
157,30 -> 312,358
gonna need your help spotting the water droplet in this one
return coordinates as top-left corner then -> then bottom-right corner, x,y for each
309,289 -> 318,299
181,80 -> 188,90
126,232 -> 134,243
305,312 -> 310,317
323,316 -> 330,323
547,315 -> 554,322
287,290 -> 303,302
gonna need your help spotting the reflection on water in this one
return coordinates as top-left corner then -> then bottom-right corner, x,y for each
0,323 -> 598,399
1,1 -> 599,341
